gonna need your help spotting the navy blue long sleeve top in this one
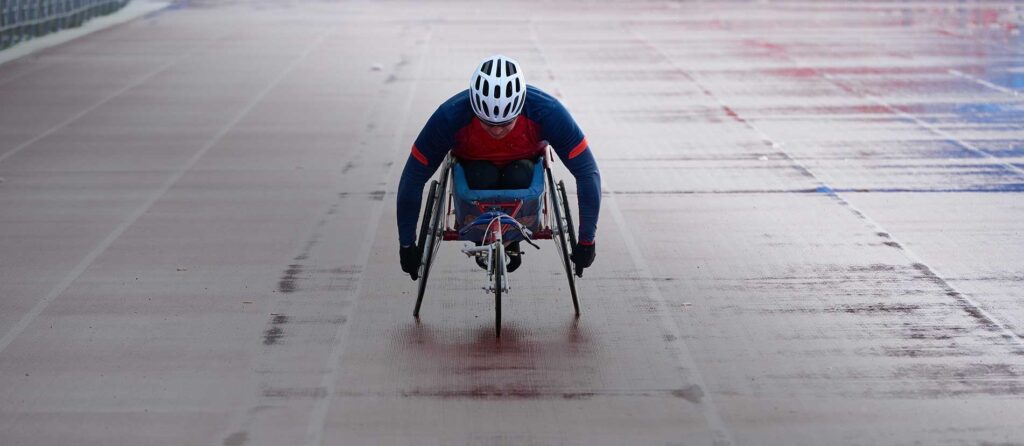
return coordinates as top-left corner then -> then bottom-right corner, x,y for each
397,85 -> 601,247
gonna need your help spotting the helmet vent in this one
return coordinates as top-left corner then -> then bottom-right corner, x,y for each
512,96 -> 519,112
496,59 -> 502,77
506,61 -> 516,75
482,79 -> 490,97
503,103 -> 511,117
505,81 -> 512,98
493,85 -> 500,99
481,60 -> 493,76
515,78 -> 521,92
475,75 -> 481,90
493,105 -> 499,116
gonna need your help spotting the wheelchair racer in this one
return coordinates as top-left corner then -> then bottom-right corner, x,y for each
397,55 -> 601,279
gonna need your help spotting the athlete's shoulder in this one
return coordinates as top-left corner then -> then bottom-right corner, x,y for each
521,85 -> 581,142
414,90 -> 475,156
522,85 -> 578,126
431,89 -> 475,124
522,85 -> 564,114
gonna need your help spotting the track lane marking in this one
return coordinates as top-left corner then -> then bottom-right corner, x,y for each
0,27 -> 237,166
814,70 -> 1024,177
948,69 -> 1022,97
923,22 -> 1024,98
602,187 -> 737,446
727,35 -> 1024,177
0,62 -> 174,165
0,62 -> 53,89
629,27 -> 1024,351
0,29 -> 332,357
303,29 -> 433,446
530,21 -> 736,446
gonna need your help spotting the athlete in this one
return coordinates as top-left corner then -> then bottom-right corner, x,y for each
397,55 -> 601,279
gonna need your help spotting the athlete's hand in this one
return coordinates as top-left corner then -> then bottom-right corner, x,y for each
400,244 -> 421,280
570,241 -> 595,277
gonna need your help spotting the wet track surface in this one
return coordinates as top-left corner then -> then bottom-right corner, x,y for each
1,1 -> 1023,445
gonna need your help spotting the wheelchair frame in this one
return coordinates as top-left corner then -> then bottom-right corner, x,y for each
412,146 -> 580,337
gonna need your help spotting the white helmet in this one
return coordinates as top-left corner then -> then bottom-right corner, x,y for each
469,55 -> 526,125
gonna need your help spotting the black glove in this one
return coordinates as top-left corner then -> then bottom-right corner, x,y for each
570,242 -> 595,277
399,244 -> 421,280
506,241 -> 522,273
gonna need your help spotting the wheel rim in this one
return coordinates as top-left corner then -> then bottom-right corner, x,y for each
415,161 -> 450,317
547,168 -> 580,315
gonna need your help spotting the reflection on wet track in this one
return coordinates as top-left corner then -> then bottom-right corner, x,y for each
0,1 -> 1022,445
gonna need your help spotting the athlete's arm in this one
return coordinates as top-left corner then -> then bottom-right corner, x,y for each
560,147 -> 601,245
537,93 -> 601,244
396,96 -> 462,246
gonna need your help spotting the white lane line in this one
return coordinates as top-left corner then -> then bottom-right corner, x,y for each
0,62 -> 52,88
303,29 -> 433,446
949,69 -> 1022,97
0,29 -> 332,358
0,27 -> 235,166
0,60 -> 177,165
833,200 -> 1024,350
927,22 -> 1024,98
815,71 -> 1024,177
602,189 -> 737,446
531,22 -> 736,446
630,28 -> 1024,350
745,40 -> 1024,177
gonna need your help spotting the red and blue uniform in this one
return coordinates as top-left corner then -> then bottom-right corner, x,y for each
397,85 -> 601,246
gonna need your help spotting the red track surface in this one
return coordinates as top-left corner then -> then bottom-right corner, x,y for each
0,1 -> 1022,444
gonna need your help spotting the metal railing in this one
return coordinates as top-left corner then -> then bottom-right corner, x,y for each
1,0 -> 131,50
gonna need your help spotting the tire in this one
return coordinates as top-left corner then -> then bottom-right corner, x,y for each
546,167 -> 580,316
414,179 -> 443,318
494,242 -> 503,338
416,181 -> 438,255
558,180 -> 578,248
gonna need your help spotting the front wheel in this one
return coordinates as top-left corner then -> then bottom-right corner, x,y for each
493,242 -> 504,338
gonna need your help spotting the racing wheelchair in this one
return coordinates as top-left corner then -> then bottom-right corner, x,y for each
412,146 -> 580,337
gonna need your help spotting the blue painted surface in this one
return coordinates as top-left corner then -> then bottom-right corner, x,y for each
952,102 -> 1024,125
833,184 -> 1024,193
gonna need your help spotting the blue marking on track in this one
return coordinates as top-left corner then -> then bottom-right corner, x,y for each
873,163 -> 1020,176
914,142 -> 986,159
832,184 -> 1024,193
968,140 -> 1024,158
952,102 -> 1024,125
982,35 -> 1024,91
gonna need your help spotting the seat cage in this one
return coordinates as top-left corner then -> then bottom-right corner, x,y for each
446,157 -> 549,242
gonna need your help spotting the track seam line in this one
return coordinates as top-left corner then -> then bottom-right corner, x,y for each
530,21 -> 736,446
303,29 -> 434,446
0,28 -> 333,358
629,28 -> 1024,351
0,27 -> 236,166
